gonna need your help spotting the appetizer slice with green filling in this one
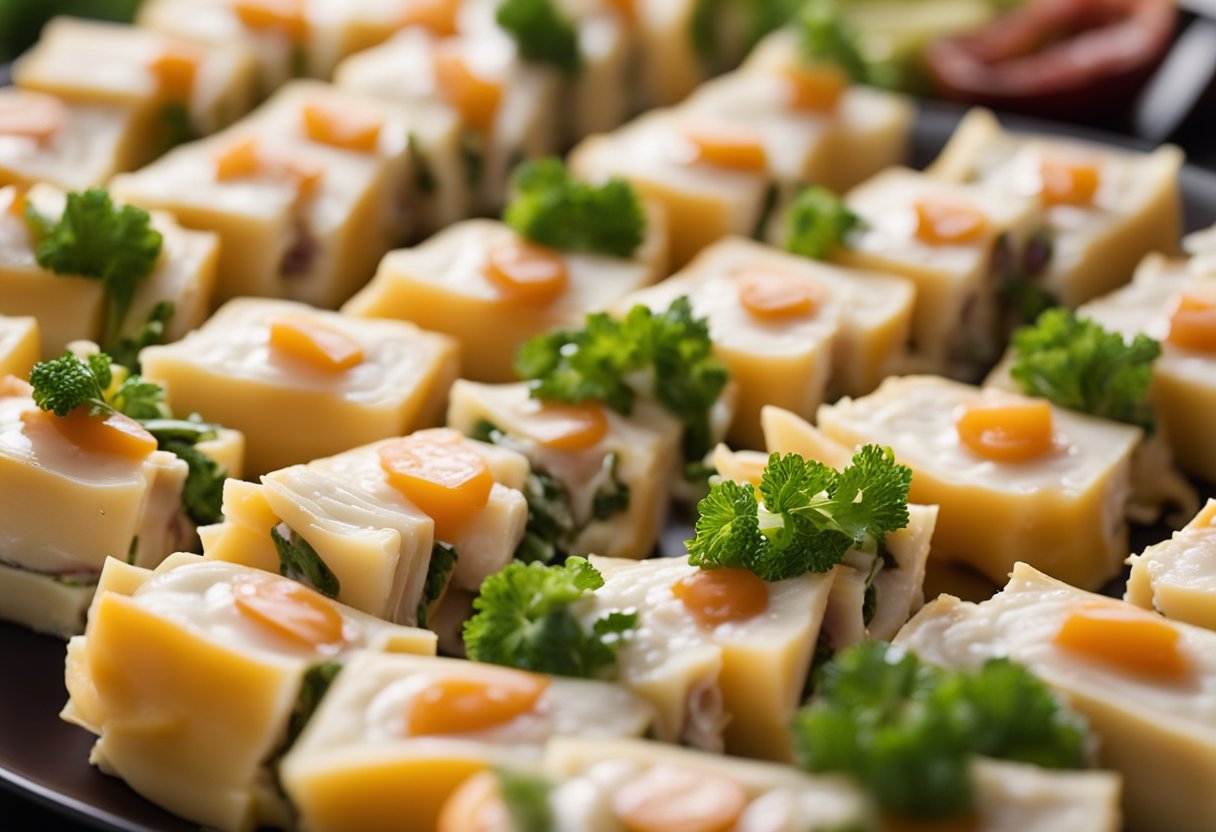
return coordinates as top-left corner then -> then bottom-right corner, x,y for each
345,160 -> 666,383
794,640 -> 1120,832
140,298 -> 458,476
277,650 -> 655,832
202,428 -> 529,626
928,108 -> 1183,310
896,563 -> 1216,832
334,22 -> 561,211
613,235 -> 914,448
0,315 -> 37,380
235,79 -> 469,240
436,736 -> 871,832
824,167 -> 1042,378
1,185 -> 218,365
61,553 -> 436,832
0,89 -> 146,191
0,350 -> 243,637
1127,499 -> 1216,632
13,17 -> 257,161
816,374 -> 1140,590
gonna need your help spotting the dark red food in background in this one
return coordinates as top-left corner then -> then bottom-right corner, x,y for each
926,0 -> 1177,119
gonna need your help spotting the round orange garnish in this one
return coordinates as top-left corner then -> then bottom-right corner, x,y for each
1039,158 -> 1100,207
268,316 -> 365,372
913,199 -> 990,245
0,92 -> 66,143
233,577 -> 346,649
1054,600 -> 1190,682
483,239 -> 569,306
302,100 -> 384,153
955,399 -> 1055,463
214,137 -> 261,181
28,407 -> 158,461
379,430 -> 495,539
400,0 -> 461,35
781,65 -> 846,112
516,400 -> 609,452
604,0 -> 636,22
148,41 -> 205,101
735,269 -> 820,320
682,129 -> 768,173
433,48 -> 502,133
671,568 -> 769,629
233,0 -> 307,40
406,668 -> 548,737
437,771 -> 508,832
612,765 -> 748,832
1166,293 -> 1216,353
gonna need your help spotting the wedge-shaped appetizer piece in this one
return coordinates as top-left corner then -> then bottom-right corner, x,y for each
141,0 -> 462,94
929,108 -> 1182,308
1,185 -> 218,361
896,563 -> 1216,832
817,375 -> 1139,589
835,167 -> 1042,376
582,555 -> 833,760
569,108 -> 778,268
613,0 -> 710,106
0,315 -> 38,380
448,381 -> 680,560
438,737 -> 871,832
335,26 -> 560,210
795,640 -> 1116,830
111,121 -> 399,308
141,299 -> 458,476
278,651 -> 654,832
0,89 -> 145,191
239,79 -> 467,237
14,18 -> 256,160
1077,254 -> 1216,484
61,554 -> 435,832
1127,500 -> 1216,631
724,28 -> 913,193
344,206 -> 663,382
615,236 -> 914,448
202,429 -> 528,624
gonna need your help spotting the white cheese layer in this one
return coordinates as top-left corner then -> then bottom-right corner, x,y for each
1127,500 -> 1216,631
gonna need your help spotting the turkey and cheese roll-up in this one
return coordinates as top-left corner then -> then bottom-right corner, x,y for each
202,428 -> 529,625
928,108 -> 1182,310
61,554 -> 436,832
1127,499 -> 1216,631
278,651 -> 655,832
141,299 -> 458,476
896,563 -> 1216,832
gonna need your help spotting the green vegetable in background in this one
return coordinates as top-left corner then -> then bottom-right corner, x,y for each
515,298 -> 729,470
784,185 -> 862,259
463,558 -> 637,679
792,641 -> 1088,819
272,524 -> 341,599
1009,308 -> 1161,432
24,189 -> 167,365
416,542 -> 459,628
687,446 -> 912,581
497,768 -> 554,832
496,0 -> 582,76
503,159 -> 646,259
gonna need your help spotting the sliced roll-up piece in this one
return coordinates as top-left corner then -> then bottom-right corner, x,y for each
278,651 -> 654,832
895,562 -> 1216,832
60,554 -> 435,832
141,299 -> 458,476
928,107 -> 1182,309
1127,499 -> 1216,631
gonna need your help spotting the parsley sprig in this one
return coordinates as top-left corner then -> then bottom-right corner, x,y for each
503,159 -> 646,259
496,0 -> 582,75
24,189 -> 165,363
783,185 -> 861,260
793,641 -> 1088,819
687,446 -> 912,581
1009,308 -> 1160,432
463,558 -> 637,679
515,298 -> 730,468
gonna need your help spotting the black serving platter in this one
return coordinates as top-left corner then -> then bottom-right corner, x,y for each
2,101 -> 1216,832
